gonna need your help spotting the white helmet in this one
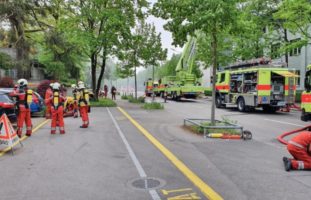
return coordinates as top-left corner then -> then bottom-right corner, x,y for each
49,83 -> 54,87
52,82 -> 61,90
71,84 -> 77,89
17,78 -> 28,87
78,81 -> 85,89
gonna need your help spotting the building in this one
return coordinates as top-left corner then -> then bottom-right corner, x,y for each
0,47 -> 45,82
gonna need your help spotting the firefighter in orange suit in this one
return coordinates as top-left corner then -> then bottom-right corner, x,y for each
46,82 -> 66,134
77,81 -> 89,128
45,83 -> 53,119
283,131 -> 311,171
10,79 -> 33,137
71,84 -> 79,118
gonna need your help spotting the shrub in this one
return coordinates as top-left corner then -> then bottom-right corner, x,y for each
143,102 -> 164,110
128,95 -> 145,104
91,98 -> 117,107
121,94 -> 128,100
296,90 -> 302,103
37,80 -> 52,98
0,76 -> 14,88
204,88 -> 212,96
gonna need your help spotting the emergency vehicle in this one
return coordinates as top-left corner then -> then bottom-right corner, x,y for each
301,64 -> 311,121
216,67 -> 297,112
144,78 -> 154,97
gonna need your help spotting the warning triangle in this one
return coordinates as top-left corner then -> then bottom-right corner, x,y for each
0,114 -> 20,147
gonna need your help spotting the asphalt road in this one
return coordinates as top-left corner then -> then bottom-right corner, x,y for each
0,97 -> 310,200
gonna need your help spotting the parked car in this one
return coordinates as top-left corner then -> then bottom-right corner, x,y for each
0,88 -> 45,116
0,92 -> 17,123
30,92 -> 45,116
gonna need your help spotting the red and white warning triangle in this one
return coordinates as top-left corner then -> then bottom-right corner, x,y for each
0,114 -> 20,147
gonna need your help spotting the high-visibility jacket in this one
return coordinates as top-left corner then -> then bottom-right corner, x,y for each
78,89 -> 89,107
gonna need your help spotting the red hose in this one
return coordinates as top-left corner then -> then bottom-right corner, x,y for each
277,125 -> 311,145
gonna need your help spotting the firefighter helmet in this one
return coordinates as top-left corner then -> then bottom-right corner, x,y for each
17,78 -> 28,87
71,84 -> 77,89
52,82 -> 61,90
78,81 -> 85,89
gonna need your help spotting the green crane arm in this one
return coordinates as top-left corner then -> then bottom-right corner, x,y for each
175,37 -> 197,74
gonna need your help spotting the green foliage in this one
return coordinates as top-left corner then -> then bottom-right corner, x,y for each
90,98 -> 117,107
121,94 -> 129,100
156,54 -> 180,78
204,88 -> 212,96
274,0 -> 311,40
0,52 -> 13,69
296,90 -> 303,103
143,102 -> 164,110
128,95 -> 145,104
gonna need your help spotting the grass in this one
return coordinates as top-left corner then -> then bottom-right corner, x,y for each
186,120 -> 241,135
128,95 -> 145,104
121,94 -> 128,100
90,98 -> 117,107
142,102 -> 164,110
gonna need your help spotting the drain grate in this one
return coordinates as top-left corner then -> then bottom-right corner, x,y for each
129,177 -> 165,190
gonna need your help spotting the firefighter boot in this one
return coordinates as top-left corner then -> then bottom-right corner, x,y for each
283,157 -> 292,171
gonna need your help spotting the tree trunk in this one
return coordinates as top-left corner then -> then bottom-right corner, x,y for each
91,52 -> 97,96
284,28 -> 289,67
134,64 -> 137,99
10,17 -> 30,79
211,29 -> 218,125
96,50 -> 107,101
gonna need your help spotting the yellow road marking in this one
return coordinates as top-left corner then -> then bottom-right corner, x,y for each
0,119 -> 50,157
168,193 -> 201,200
162,188 -> 193,195
117,107 -> 223,200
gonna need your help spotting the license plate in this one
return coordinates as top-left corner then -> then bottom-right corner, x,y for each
277,101 -> 286,106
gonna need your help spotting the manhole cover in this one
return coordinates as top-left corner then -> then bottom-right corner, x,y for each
128,177 -> 165,190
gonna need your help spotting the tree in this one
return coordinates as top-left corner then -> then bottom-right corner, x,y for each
66,0 -> 148,100
274,0 -> 311,40
122,21 -> 166,99
153,0 -> 239,125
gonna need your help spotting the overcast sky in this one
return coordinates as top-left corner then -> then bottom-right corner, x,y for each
146,0 -> 182,59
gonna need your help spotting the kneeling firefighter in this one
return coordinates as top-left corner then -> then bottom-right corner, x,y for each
10,79 -> 33,137
46,82 -> 66,134
77,81 -> 89,128
283,131 -> 311,171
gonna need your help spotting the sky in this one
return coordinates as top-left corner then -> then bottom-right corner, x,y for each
146,0 -> 182,59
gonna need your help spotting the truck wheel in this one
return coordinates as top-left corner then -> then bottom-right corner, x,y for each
237,97 -> 246,112
216,95 -> 222,108
301,109 -> 309,121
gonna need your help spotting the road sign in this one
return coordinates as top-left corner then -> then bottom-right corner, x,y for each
0,114 -> 21,151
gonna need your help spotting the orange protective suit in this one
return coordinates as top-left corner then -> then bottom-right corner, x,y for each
45,87 -> 53,119
46,91 -> 66,134
287,131 -> 311,170
10,88 -> 32,137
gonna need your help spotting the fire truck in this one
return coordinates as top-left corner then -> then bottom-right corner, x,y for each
153,37 -> 205,100
144,78 -> 154,97
301,65 -> 311,121
216,64 -> 297,112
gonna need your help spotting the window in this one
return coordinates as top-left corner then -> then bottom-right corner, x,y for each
220,73 -> 226,83
271,43 -> 281,59
289,39 -> 302,56
296,70 -> 300,87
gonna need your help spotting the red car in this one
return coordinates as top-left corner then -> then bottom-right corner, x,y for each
0,92 -> 17,123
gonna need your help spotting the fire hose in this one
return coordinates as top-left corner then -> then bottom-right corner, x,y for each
277,125 -> 311,145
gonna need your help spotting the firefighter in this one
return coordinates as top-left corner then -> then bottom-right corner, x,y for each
77,81 -> 89,128
71,84 -> 79,118
46,82 -> 66,134
283,131 -> 311,171
10,79 -> 33,138
45,83 -> 53,119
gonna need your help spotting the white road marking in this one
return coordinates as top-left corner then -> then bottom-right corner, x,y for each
107,108 -> 161,200
264,119 -> 305,127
